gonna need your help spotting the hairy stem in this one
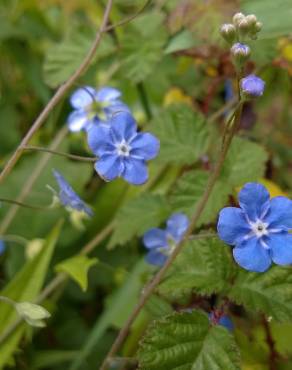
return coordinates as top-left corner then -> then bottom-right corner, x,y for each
0,198 -> 50,211
0,0 -> 113,184
23,146 -> 97,162
100,100 -> 244,370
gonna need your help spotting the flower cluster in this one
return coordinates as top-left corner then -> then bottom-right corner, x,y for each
143,213 -> 189,266
218,182 -> 292,272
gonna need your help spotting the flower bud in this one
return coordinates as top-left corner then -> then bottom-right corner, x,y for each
254,21 -> 262,32
220,24 -> 237,44
238,19 -> 250,37
245,14 -> 257,26
240,75 -> 265,98
231,43 -> 251,59
15,302 -> 51,327
232,12 -> 245,27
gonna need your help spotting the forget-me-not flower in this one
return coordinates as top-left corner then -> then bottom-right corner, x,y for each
52,170 -> 93,216
67,86 -> 129,132
240,75 -> 265,98
143,213 -> 189,266
218,182 -> 292,272
87,111 -> 160,185
0,240 -> 6,255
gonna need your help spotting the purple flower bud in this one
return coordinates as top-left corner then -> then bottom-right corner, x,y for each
240,75 -> 265,98
231,43 -> 250,57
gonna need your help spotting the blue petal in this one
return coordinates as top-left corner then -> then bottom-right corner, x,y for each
67,110 -> 88,132
143,228 -> 168,249
95,154 -> 123,181
269,232 -> 292,265
104,101 -> 131,118
96,87 -> 121,102
166,213 -> 189,242
122,158 -> 148,185
146,250 -> 168,266
219,316 -> 234,331
217,207 -> 250,245
130,133 -> 160,160
110,111 -> 137,142
239,183 -> 270,222
264,196 -> 292,229
0,241 -> 6,255
87,124 -> 114,156
233,237 -> 271,272
70,86 -> 97,109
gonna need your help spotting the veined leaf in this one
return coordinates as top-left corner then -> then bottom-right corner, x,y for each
158,237 -> 235,300
151,104 -> 209,165
0,222 -> 62,369
55,255 -> 98,292
138,310 -> 241,370
228,266 -> 292,322
120,12 -> 167,83
109,194 -> 171,248
43,33 -> 115,87
169,170 -> 230,225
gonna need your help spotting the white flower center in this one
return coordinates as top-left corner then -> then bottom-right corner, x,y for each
116,141 -> 131,157
250,220 -> 269,238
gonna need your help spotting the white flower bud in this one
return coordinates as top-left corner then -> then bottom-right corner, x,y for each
238,19 -> 250,36
220,24 -> 237,44
232,12 -> 245,27
245,14 -> 257,26
15,302 -> 51,328
231,43 -> 251,64
254,21 -> 263,32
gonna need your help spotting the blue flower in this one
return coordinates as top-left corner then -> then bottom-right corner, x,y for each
0,240 -> 6,255
231,43 -> 250,57
143,213 -> 189,266
240,75 -> 265,97
218,182 -> 292,272
209,312 -> 234,331
67,86 -> 130,132
53,170 -> 93,216
87,111 -> 160,185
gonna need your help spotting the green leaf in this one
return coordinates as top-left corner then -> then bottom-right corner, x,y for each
31,350 -> 79,369
109,194 -> 171,248
241,0 -> 292,39
169,170 -> 230,225
0,222 -> 62,369
120,12 -> 167,83
228,266 -> 292,322
158,237 -> 235,300
43,33 -> 115,87
55,255 -> 98,292
151,105 -> 209,165
138,310 -> 241,370
164,30 -> 197,54
221,137 -> 268,187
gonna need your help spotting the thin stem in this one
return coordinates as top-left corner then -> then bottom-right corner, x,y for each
137,82 -> 152,120
262,316 -> 279,370
23,146 -> 97,162
100,99 -> 244,370
0,0 -> 114,184
0,126 -> 67,235
0,197 -> 49,211
0,234 -> 28,246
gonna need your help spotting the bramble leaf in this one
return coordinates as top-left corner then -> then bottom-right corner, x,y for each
137,310 -> 241,370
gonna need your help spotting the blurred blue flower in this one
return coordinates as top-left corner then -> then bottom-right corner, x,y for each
87,111 -> 160,185
209,312 -> 234,331
67,86 -> 130,132
231,42 -> 250,57
53,170 -> 93,216
0,240 -> 6,255
218,182 -> 292,272
240,75 -> 265,97
143,213 -> 189,266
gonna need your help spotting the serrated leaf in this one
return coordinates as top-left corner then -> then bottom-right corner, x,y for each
109,194 -> 171,248
158,237 -> 235,300
221,137 -> 268,187
120,12 -> 167,83
228,266 -> 292,322
0,222 -> 62,369
164,30 -> 197,54
170,170 -> 230,225
55,255 -> 98,292
151,105 -> 209,165
43,33 -> 115,87
138,310 -> 241,370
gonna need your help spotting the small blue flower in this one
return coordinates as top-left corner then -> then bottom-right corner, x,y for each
240,75 -> 265,97
231,43 -> 250,57
67,86 -> 130,132
218,182 -> 292,272
209,312 -> 234,331
53,170 -> 93,216
87,111 -> 160,185
143,213 -> 189,266
0,240 -> 6,255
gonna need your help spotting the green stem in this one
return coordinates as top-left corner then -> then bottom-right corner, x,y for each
0,197 -> 49,211
137,82 -> 152,120
23,146 -> 97,162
